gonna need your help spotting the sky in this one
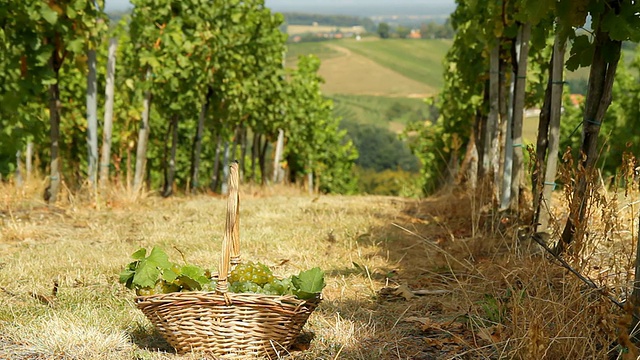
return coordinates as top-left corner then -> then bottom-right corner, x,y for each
105,0 -> 457,15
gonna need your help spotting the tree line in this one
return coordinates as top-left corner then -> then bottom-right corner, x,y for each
377,20 -> 454,39
282,12 -> 376,33
0,0 -> 359,200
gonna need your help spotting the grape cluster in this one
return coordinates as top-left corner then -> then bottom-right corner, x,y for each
229,262 -> 275,285
230,277 -> 293,295
227,262 -> 293,296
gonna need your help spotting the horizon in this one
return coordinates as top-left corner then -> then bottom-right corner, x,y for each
104,0 -> 456,16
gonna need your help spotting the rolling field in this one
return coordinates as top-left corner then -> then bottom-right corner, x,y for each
336,38 -> 449,90
286,38 -> 448,97
285,38 -> 447,132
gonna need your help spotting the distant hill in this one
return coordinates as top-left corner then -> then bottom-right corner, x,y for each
266,0 -> 456,17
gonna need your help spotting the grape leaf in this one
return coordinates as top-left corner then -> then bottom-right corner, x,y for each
180,264 -> 209,285
131,248 -> 147,260
566,35 -> 594,71
118,263 -> 137,288
520,0 -> 553,25
66,38 -> 84,54
146,246 -> 172,269
292,267 -> 325,299
132,260 -> 161,288
129,246 -> 173,288
601,5 -> 640,42
162,268 -> 179,282
40,5 -> 58,25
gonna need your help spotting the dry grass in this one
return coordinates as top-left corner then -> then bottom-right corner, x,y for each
0,176 -> 638,359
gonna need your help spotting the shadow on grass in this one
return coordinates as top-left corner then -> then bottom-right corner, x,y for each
129,325 -> 175,354
313,191 -> 504,359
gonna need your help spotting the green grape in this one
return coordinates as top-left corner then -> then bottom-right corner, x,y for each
200,280 -> 218,292
153,281 -> 165,294
171,264 -> 182,275
246,282 -> 261,293
230,281 -> 249,293
229,262 -> 275,286
136,287 -> 154,296
262,283 -> 279,295
162,282 -> 181,293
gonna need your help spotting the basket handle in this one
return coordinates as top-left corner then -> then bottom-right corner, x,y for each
216,161 -> 240,294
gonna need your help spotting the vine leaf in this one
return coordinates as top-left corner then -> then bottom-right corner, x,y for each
40,6 -> 59,25
566,35 -> 593,71
601,5 -> 640,42
292,267 -> 325,299
120,246 -> 173,289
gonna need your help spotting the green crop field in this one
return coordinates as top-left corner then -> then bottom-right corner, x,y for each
336,38 -> 450,90
285,42 -> 343,65
286,38 -> 449,96
331,94 -> 428,133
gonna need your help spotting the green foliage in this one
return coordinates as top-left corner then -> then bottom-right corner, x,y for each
282,12 -> 370,28
291,267 -> 326,299
356,167 -> 422,197
566,35 -> 594,71
396,26 -> 411,39
0,0 -> 108,180
407,0 -> 491,193
559,0 -> 640,71
419,20 -> 455,39
0,0 -> 357,196
377,22 -> 390,39
285,55 -> 359,194
342,121 -> 419,172
119,246 -> 210,292
566,78 -> 589,95
595,58 -> 640,179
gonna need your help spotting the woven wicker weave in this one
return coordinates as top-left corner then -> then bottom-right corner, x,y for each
135,162 -> 321,358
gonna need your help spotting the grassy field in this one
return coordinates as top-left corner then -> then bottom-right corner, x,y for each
285,42 -> 343,65
1,181 -> 636,359
331,94 -> 428,133
286,38 -> 448,97
287,25 -> 338,35
336,38 -> 450,90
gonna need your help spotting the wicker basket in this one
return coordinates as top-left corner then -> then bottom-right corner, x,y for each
135,162 -> 321,358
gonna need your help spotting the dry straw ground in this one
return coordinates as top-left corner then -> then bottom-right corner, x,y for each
0,178 -> 638,359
